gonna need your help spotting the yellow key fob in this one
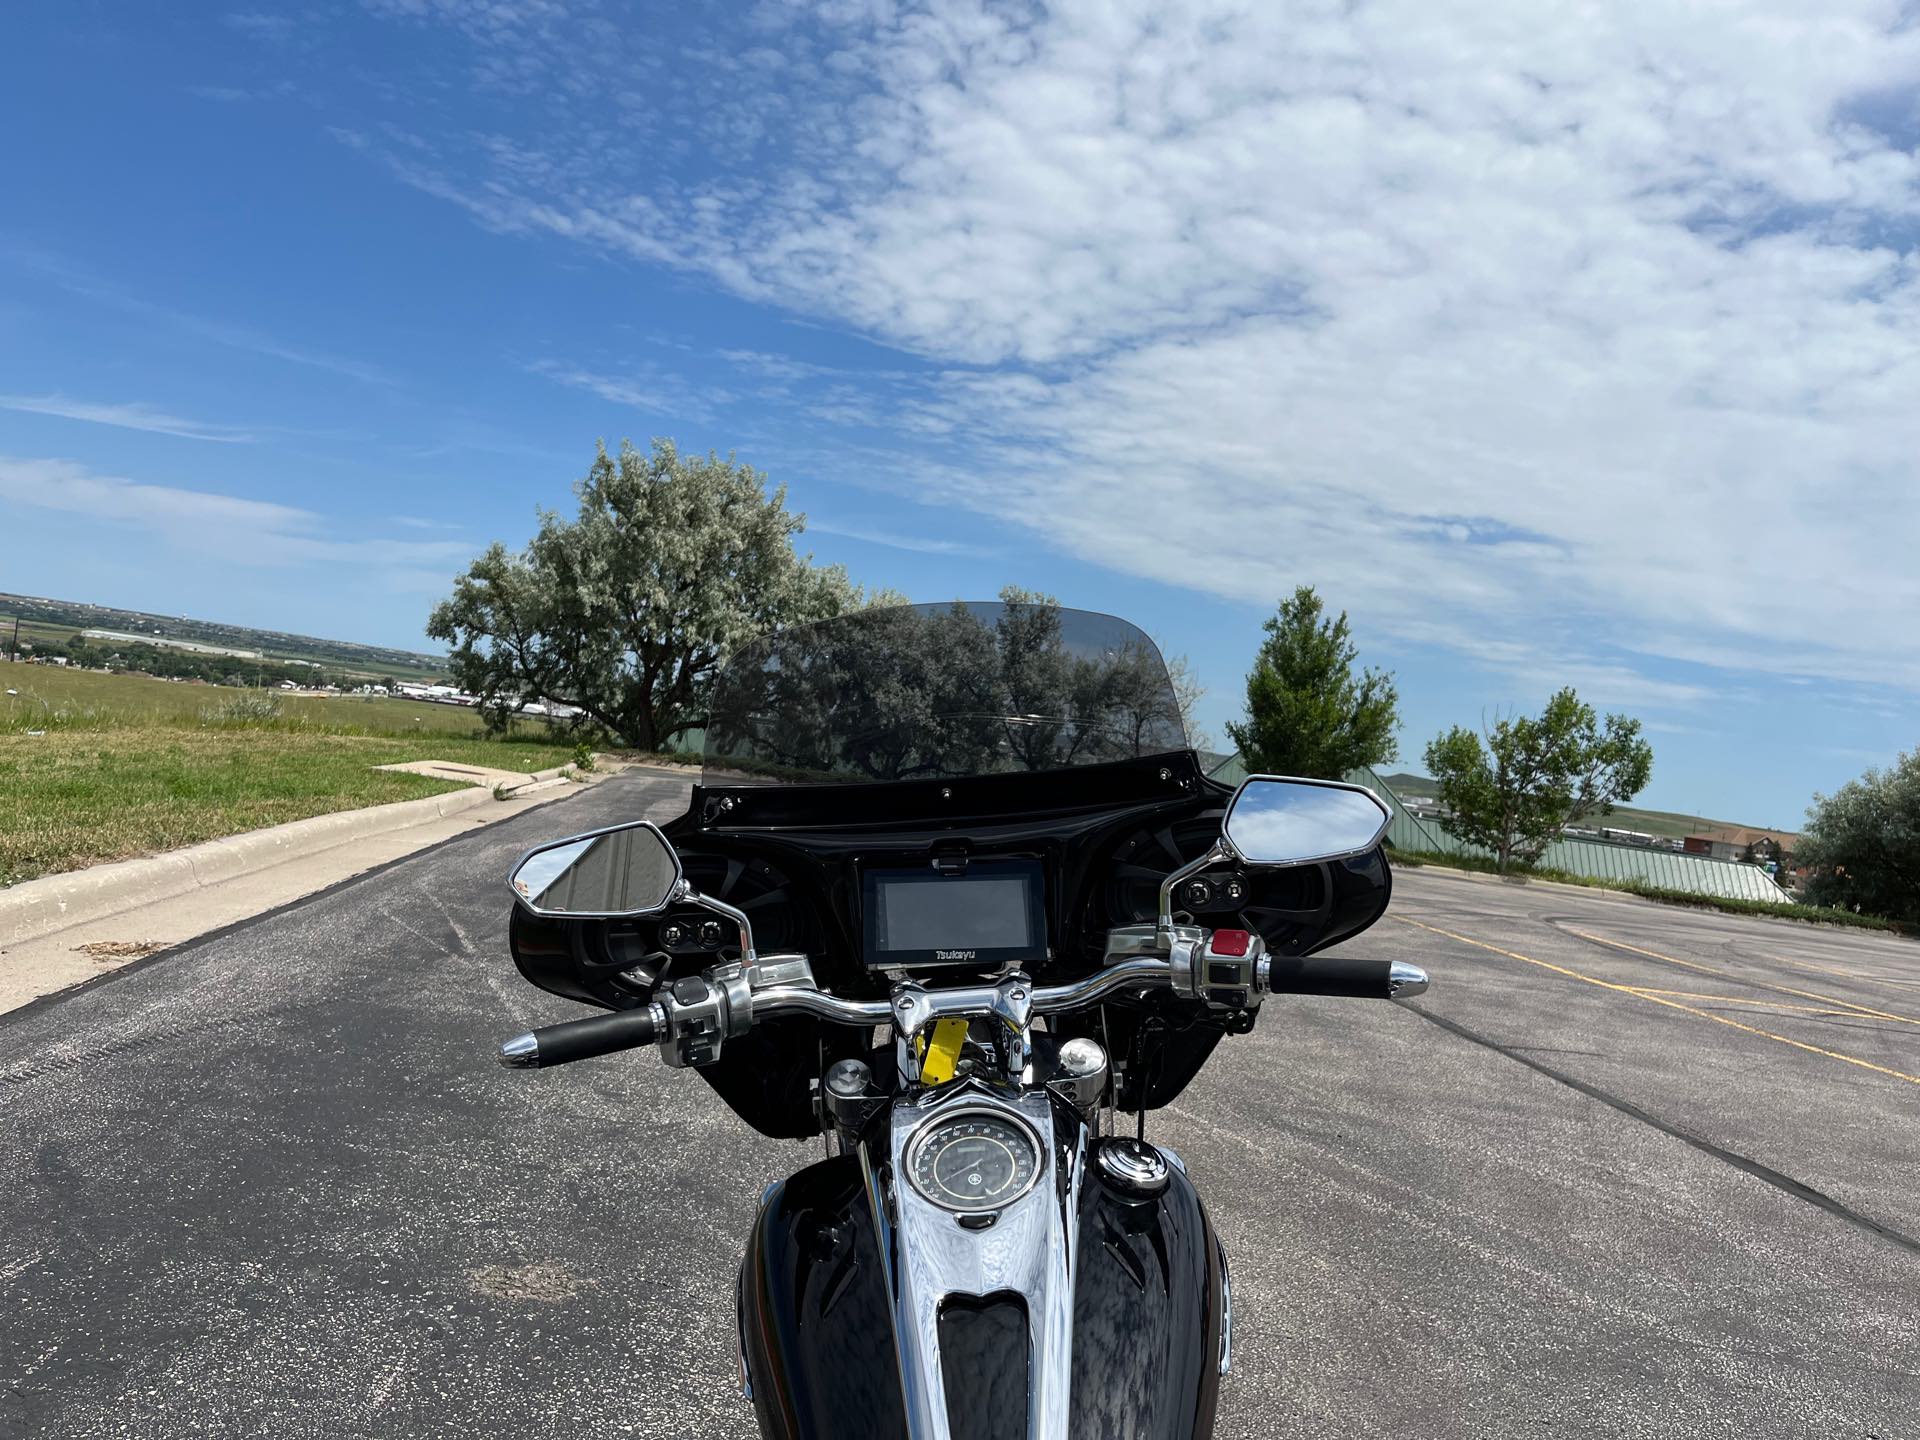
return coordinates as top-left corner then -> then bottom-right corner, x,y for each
920,1017 -> 970,1085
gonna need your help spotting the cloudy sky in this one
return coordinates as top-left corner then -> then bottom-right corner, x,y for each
3,1 -> 1917,823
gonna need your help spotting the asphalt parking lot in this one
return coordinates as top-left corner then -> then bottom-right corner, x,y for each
2,771 -> 1916,1438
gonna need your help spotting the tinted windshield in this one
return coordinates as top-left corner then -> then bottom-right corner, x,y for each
702,601 -> 1186,784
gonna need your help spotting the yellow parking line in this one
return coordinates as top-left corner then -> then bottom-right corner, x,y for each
1769,954 -> 1867,981
1396,916 -> 1920,1089
1628,988 -> 1883,1019
1563,929 -> 1920,1028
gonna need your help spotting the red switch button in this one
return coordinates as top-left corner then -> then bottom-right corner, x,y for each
1210,929 -> 1251,956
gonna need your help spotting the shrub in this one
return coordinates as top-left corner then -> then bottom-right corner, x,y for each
199,694 -> 286,726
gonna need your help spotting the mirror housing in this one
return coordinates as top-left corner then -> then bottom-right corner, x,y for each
1222,775 -> 1392,867
1156,775 -> 1392,938
508,820 -> 684,918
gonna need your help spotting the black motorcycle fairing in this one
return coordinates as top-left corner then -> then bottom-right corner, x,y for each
1070,1153 -> 1226,1440
739,1156 -> 907,1440
505,749 -> 1393,1136
667,751 -> 1221,998
702,1020 -> 877,1140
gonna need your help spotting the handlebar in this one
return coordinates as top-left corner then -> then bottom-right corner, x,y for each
498,1003 -> 664,1069
1260,955 -> 1428,1001
496,944 -> 1428,1070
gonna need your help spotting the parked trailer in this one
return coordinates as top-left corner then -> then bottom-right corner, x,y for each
1599,828 -> 1655,846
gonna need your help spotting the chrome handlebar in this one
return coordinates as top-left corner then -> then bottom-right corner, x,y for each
498,933 -> 1427,1074
743,954 -> 1177,1030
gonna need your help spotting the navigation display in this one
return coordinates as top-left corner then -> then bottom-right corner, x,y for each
861,860 -> 1046,969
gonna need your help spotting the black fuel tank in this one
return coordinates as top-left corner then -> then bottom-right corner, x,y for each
739,1157 -> 907,1440
1070,1147 -> 1226,1439
738,1145 -> 1225,1440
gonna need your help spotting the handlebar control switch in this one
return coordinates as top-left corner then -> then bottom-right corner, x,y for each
1193,927 -> 1266,1011
662,975 -> 725,1067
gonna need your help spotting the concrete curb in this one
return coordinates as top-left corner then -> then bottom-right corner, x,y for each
1,763 -> 578,948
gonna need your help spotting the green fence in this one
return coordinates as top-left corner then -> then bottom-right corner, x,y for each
1206,756 -> 1793,905
1360,767 -> 1793,903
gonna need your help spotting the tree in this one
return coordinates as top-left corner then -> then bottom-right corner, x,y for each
700,589 -> 1188,780
428,439 -> 874,752
1424,689 -> 1655,872
1156,644 -> 1211,752
1796,750 -> 1920,922
1225,586 -> 1399,779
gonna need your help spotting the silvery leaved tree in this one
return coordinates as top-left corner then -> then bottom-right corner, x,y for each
429,439 -> 880,752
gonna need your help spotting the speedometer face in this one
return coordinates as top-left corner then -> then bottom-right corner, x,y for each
906,1108 -> 1043,1214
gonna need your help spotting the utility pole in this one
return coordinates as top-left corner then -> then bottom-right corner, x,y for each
6,616 -> 17,663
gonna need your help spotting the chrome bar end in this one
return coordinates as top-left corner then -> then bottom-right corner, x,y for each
497,1032 -> 541,1069
1387,962 -> 1430,999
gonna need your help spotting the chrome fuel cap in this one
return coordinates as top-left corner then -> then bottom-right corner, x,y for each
1095,1138 -> 1170,1197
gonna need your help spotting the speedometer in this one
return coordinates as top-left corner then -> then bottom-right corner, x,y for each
904,1107 -> 1044,1214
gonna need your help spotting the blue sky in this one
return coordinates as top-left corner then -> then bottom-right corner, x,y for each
3,1 -> 1918,827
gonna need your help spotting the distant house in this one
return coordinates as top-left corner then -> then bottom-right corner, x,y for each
1684,826 -> 1797,865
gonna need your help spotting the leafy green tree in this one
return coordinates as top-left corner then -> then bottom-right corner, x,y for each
1796,750 -> 1920,922
1424,689 -> 1654,872
1226,586 -> 1399,779
429,439 -> 876,751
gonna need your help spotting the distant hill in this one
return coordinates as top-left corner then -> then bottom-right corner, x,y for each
1375,772 -> 1799,843
0,592 -> 447,683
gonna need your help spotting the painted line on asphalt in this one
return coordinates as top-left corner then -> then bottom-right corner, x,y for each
1768,953 -> 1871,981
1564,928 -> 1920,1028
1629,988 -> 1893,1021
1394,1000 -> 1920,1261
1396,916 -> 1920,1089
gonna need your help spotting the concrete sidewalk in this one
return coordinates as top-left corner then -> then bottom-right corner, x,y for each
0,762 -> 618,1014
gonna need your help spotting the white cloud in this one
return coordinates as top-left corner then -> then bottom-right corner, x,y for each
9,251 -> 393,386
0,456 -> 472,570
353,0 -> 1920,697
804,518 -> 990,557
530,360 -> 732,420
0,394 -> 254,443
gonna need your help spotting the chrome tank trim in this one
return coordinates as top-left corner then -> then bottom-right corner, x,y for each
866,1087 -> 1085,1440
1217,1240 -> 1233,1376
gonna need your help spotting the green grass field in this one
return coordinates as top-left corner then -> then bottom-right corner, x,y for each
1,662 -> 575,887
3,663 -> 549,737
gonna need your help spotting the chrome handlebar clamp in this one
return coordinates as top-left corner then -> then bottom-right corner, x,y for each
889,973 -> 1036,1088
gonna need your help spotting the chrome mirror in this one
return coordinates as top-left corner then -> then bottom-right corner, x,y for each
509,820 -> 683,918
1222,776 -> 1391,867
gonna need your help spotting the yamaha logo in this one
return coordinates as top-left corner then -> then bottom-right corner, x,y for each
935,949 -> 977,962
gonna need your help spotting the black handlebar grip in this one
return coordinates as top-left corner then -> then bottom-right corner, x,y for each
497,1006 -> 659,1069
1262,954 -> 1419,1000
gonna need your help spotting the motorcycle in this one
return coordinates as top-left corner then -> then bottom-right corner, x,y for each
495,600 -> 1426,1440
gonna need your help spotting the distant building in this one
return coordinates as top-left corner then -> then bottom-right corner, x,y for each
1683,826 -> 1797,865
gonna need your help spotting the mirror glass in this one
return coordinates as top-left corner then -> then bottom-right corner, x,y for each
509,821 -> 682,917
1223,778 -> 1391,866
